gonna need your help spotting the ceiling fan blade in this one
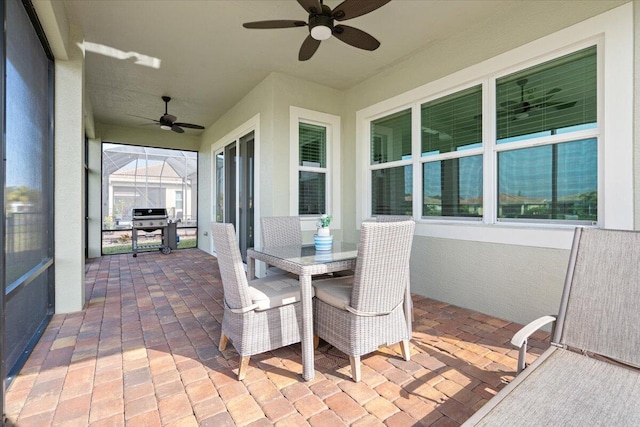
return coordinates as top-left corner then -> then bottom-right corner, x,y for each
297,0 -> 322,14
332,0 -> 391,21
174,122 -> 205,130
171,125 -> 185,134
129,114 -> 160,123
500,100 -> 518,109
333,25 -> 380,51
243,20 -> 307,29
552,101 -> 577,110
299,35 -> 321,61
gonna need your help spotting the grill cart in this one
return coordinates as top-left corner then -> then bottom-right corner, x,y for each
131,208 -> 170,257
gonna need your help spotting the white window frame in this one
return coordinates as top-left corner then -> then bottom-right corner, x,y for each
418,83 -> 485,222
356,4 -> 633,249
290,106 -> 341,232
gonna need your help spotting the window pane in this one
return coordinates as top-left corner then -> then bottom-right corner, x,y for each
421,85 -> 482,156
423,156 -> 483,217
299,171 -> 326,215
371,109 -> 412,164
498,139 -> 597,221
215,152 -> 224,222
372,165 -> 413,215
299,122 -> 326,168
497,46 -> 596,143
5,0 -> 51,285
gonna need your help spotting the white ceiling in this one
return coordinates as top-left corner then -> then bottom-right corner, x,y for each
62,0 -> 524,135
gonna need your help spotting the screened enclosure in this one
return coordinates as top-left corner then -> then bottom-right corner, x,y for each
102,143 -> 198,254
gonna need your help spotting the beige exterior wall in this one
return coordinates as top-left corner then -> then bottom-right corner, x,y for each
198,73 -> 343,254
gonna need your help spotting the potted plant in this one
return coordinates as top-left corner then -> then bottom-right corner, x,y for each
315,214 -> 333,251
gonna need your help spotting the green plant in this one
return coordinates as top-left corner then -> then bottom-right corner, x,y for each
316,214 -> 332,228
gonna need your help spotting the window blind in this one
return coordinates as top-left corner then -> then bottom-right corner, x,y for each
496,46 -> 597,142
421,85 -> 482,156
371,108 -> 412,164
299,122 -> 326,168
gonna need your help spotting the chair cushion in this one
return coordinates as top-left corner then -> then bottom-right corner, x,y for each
313,277 -> 354,310
248,276 -> 301,311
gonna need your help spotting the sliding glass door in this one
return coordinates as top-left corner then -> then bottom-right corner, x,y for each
215,131 -> 255,261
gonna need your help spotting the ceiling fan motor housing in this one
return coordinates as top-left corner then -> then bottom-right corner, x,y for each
309,7 -> 333,40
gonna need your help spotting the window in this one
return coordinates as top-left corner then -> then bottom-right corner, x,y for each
370,109 -> 412,216
496,46 -> 597,223
363,45 -> 599,226
298,122 -> 327,215
421,85 -> 483,218
290,107 -> 341,231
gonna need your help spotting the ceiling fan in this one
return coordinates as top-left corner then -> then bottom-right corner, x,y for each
242,0 -> 391,61
500,78 -> 577,120
136,96 -> 205,133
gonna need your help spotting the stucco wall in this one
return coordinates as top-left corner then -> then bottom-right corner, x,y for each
198,72 -> 344,253
410,237 -> 570,323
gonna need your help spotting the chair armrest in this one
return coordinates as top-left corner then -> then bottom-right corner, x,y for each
511,315 -> 556,374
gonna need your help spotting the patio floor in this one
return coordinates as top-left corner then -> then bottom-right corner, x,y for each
5,248 -> 550,426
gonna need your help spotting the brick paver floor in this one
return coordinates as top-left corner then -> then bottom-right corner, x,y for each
5,248 -> 550,426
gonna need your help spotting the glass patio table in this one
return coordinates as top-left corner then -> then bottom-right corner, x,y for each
246,241 -> 358,381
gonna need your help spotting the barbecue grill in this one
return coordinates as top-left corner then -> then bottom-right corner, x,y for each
131,207 -> 171,257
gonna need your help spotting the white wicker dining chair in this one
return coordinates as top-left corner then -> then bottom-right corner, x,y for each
211,222 -> 303,380
312,220 -> 415,382
260,216 -> 302,276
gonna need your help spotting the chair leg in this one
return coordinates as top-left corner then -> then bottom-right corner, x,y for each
400,339 -> 411,361
349,355 -> 361,382
219,332 -> 228,351
238,356 -> 250,380
313,334 -> 319,349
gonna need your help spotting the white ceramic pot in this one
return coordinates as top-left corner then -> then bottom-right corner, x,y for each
317,227 -> 330,237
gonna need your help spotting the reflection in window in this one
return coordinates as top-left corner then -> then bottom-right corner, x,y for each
5,0 -> 52,285
299,171 -> 326,215
421,85 -> 482,156
215,152 -> 224,222
423,156 -> 483,217
496,46 -> 596,143
5,0 -> 55,380
371,109 -> 412,164
372,165 -> 413,216
419,85 -> 483,220
498,139 -> 597,221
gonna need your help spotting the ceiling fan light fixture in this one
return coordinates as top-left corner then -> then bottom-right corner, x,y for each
311,25 -> 332,40
160,125 -> 172,131
309,14 -> 333,40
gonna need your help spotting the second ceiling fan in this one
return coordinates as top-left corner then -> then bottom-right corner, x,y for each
137,96 -> 205,134
243,0 -> 391,61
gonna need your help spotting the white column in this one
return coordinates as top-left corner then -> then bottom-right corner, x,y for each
54,25 -> 86,313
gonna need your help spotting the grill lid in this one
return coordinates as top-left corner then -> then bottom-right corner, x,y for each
132,208 -> 168,219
